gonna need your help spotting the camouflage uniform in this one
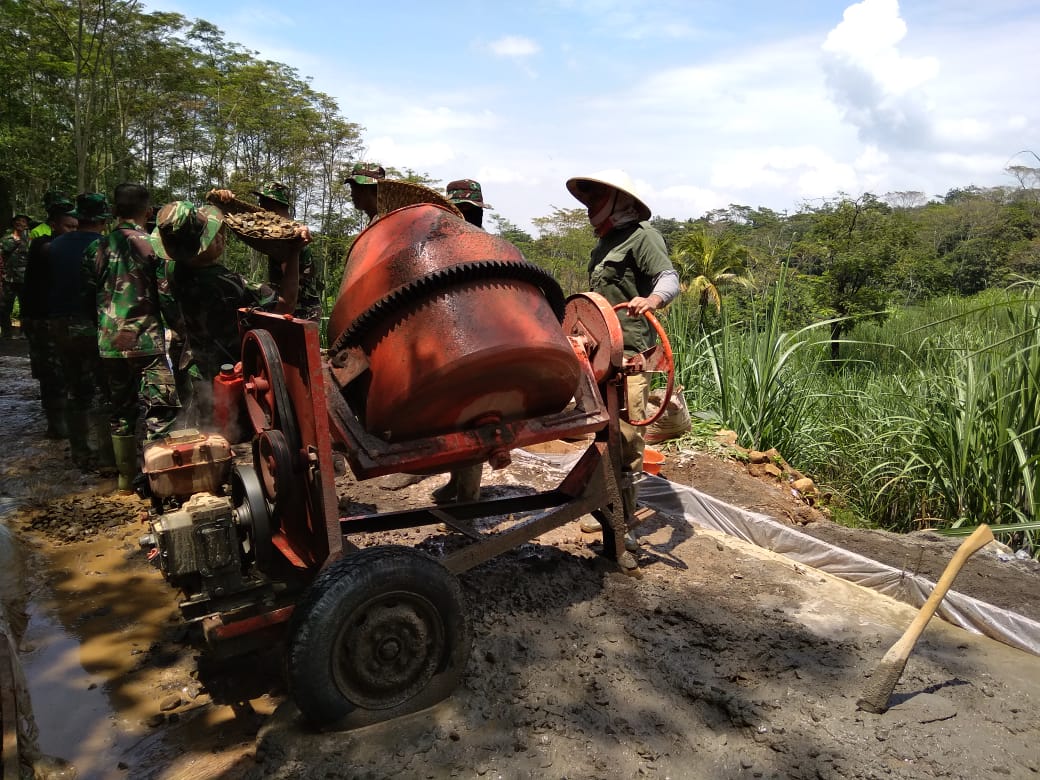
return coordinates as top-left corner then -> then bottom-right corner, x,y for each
445,178 -> 493,229
154,231 -> 195,423
89,220 -> 179,439
251,182 -> 324,320
0,228 -> 30,337
156,201 -> 279,424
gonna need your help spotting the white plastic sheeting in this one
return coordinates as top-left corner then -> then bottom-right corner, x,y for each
511,449 -> 1040,657
637,475 -> 1040,657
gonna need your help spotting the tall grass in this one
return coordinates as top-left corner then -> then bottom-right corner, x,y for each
665,268 -> 835,466
662,280 -> 1040,555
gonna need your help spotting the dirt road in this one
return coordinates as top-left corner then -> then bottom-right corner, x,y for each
2,339 -> 1039,779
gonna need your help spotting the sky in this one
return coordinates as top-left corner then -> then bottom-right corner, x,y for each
149,0 -> 1040,231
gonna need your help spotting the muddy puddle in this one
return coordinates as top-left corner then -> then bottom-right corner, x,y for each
0,342 -> 271,779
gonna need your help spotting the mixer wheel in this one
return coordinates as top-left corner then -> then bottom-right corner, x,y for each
287,546 -> 470,728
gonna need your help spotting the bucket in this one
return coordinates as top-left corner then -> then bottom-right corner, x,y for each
643,447 -> 665,476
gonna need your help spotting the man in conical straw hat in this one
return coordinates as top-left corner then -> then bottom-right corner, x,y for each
566,169 -> 680,545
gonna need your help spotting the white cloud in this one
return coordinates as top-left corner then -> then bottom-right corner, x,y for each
475,166 -> 541,186
820,0 -> 940,147
379,106 -> 501,136
365,137 -> 457,169
489,36 -> 540,57
653,184 -> 725,219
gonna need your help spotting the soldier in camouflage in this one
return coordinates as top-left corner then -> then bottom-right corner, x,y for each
0,196 -> 71,338
0,214 -> 31,337
156,200 -> 304,425
87,183 -> 179,490
345,162 -> 385,224
206,182 -> 320,320
445,179 -> 492,229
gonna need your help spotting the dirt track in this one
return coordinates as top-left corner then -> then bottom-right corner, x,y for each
2,339 -> 1040,779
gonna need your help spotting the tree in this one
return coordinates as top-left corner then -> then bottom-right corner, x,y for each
795,194 -> 902,361
527,207 -> 595,294
670,227 -> 753,329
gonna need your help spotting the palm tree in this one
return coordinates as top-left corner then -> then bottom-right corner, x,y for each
670,228 -> 753,328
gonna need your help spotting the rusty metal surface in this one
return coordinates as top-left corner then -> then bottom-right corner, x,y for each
563,292 -> 624,382
239,311 -> 340,573
328,205 -> 580,441
325,293 -> 622,480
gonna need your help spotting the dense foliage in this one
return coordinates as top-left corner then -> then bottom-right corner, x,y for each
0,0 -> 365,297
3,2 -> 1039,547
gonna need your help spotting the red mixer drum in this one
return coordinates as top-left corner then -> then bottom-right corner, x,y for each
328,203 -> 580,441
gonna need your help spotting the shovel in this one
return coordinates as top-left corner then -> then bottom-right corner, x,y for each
857,523 -> 994,714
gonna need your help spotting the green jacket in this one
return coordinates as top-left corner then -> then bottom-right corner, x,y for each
588,220 -> 673,353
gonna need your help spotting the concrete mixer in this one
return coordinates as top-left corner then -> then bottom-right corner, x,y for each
138,201 -> 674,729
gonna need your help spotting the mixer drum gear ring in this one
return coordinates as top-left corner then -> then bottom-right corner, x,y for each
287,546 -> 470,727
332,259 -> 567,351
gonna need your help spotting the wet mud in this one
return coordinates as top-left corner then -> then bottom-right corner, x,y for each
2,339 -> 1040,779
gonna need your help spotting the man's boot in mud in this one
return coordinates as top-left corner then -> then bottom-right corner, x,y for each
64,409 -> 95,471
90,410 -> 117,476
43,405 -> 67,440
111,434 -> 137,492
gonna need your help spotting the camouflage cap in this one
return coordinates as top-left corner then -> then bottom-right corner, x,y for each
69,192 -> 112,221
345,162 -> 386,185
42,190 -> 73,210
251,181 -> 292,206
446,179 -> 492,209
156,200 -> 225,263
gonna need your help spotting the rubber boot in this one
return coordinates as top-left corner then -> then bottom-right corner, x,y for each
91,411 -> 117,475
43,406 -> 68,440
64,409 -> 95,471
111,434 -> 138,492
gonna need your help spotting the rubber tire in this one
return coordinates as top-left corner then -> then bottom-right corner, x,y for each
287,546 -> 470,728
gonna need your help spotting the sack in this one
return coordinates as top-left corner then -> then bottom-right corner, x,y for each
645,385 -> 692,444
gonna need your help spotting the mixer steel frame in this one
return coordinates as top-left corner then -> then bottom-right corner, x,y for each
200,296 -> 671,726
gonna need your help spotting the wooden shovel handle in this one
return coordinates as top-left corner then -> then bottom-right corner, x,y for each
885,524 -> 994,660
